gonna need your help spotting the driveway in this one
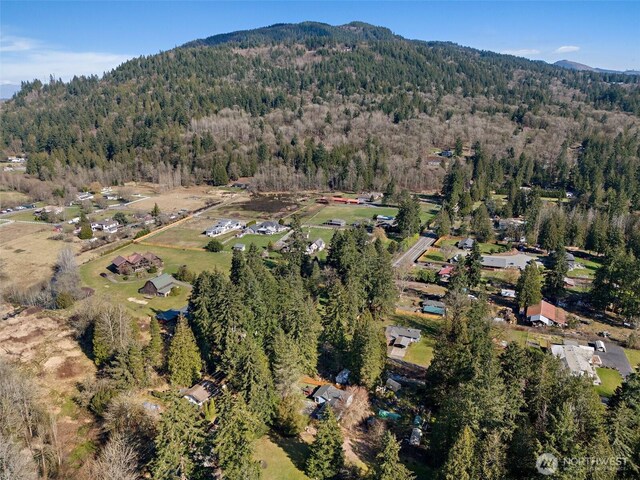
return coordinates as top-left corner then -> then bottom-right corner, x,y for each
597,342 -> 633,378
393,233 -> 436,268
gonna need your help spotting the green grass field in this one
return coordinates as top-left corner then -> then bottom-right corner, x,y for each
419,250 -> 445,262
80,243 -> 232,317
567,256 -> 602,279
625,348 -> 640,371
145,227 -> 209,248
254,435 -> 310,480
230,232 -> 288,251
595,368 -> 623,398
306,204 -> 398,226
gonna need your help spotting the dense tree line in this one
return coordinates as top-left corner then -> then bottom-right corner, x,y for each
1,23 -> 638,195
425,295 -> 640,479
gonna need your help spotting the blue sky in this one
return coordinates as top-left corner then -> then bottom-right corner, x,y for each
1,1 -> 639,93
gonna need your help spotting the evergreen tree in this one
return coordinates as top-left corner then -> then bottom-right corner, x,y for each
396,191 -> 422,238
151,202 -> 160,217
544,246 -> 569,300
351,312 -> 386,389
306,406 -> 345,480
471,204 -> 493,242
435,208 -> 451,238
454,137 -> 464,157
367,239 -> 397,318
441,426 -> 477,480
370,431 -> 415,480
78,222 -> 93,239
516,263 -> 542,311
214,392 -> 261,480
227,335 -> 276,430
464,241 -> 482,288
144,315 -> 163,368
106,342 -> 147,389
167,316 -> 202,387
151,396 -> 205,480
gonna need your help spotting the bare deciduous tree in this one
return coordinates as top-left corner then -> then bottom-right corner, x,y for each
91,432 -> 139,480
0,432 -> 38,480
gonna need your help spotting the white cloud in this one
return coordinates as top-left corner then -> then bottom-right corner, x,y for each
554,45 -> 580,54
502,49 -> 541,56
0,35 -> 132,84
0,34 -> 39,52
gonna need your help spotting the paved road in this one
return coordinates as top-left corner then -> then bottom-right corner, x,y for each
393,234 -> 436,268
598,341 -> 634,378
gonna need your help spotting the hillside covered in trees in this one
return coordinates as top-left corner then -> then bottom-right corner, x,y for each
2,21 -> 640,196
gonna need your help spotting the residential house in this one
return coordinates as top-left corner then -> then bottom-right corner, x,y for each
526,300 -> 567,327
183,380 -> 215,406
551,344 -> 601,385
385,326 -> 422,348
138,273 -> 178,297
438,265 -> 454,281
422,300 -> 446,316
312,385 -> 353,409
111,252 -> 163,275
76,192 -> 94,202
326,218 -> 347,227
91,219 -> 119,233
244,221 -> 288,235
205,219 -> 245,237
457,238 -> 475,250
233,243 -> 246,252
306,238 -> 326,255
481,252 -> 535,270
497,218 -> 526,230
565,252 -> 579,270
439,149 -> 454,158
35,205 -> 64,218
7,156 -> 26,163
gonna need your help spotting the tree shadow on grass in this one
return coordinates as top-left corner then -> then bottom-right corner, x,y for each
269,431 -> 311,473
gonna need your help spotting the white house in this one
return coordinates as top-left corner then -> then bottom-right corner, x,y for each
91,219 -> 119,233
205,219 -> 245,237
244,221 -> 288,235
76,192 -> 94,202
306,238 -> 326,255
551,344 -> 601,385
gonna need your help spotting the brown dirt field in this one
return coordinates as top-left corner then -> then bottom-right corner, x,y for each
0,304 -> 98,475
0,222 -> 84,288
127,185 -> 239,214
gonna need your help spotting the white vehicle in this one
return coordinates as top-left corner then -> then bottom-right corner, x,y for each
595,340 -> 606,353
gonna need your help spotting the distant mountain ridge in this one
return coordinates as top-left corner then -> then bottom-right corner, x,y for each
554,59 -> 640,76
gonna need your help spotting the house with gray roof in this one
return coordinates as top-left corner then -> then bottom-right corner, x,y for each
244,221 -> 288,235
481,252 -> 535,270
312,385 -> 353,409
138,273 -> 178,297
457,238 -> 475,250
385,326 -> 422,348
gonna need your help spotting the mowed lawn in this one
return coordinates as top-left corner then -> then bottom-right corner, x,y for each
566,256 -> 602,279
230,232 -> 288,251
145,226 -> 210,249
306,204 -> 398,226
595,368 -> 623,398
79,243 -> 232,317
625,348 -> 640,371
385,312 -> 443,367
254,435 -> 310,480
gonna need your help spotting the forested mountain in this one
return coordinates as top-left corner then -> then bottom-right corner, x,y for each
1,21 -> 640,195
